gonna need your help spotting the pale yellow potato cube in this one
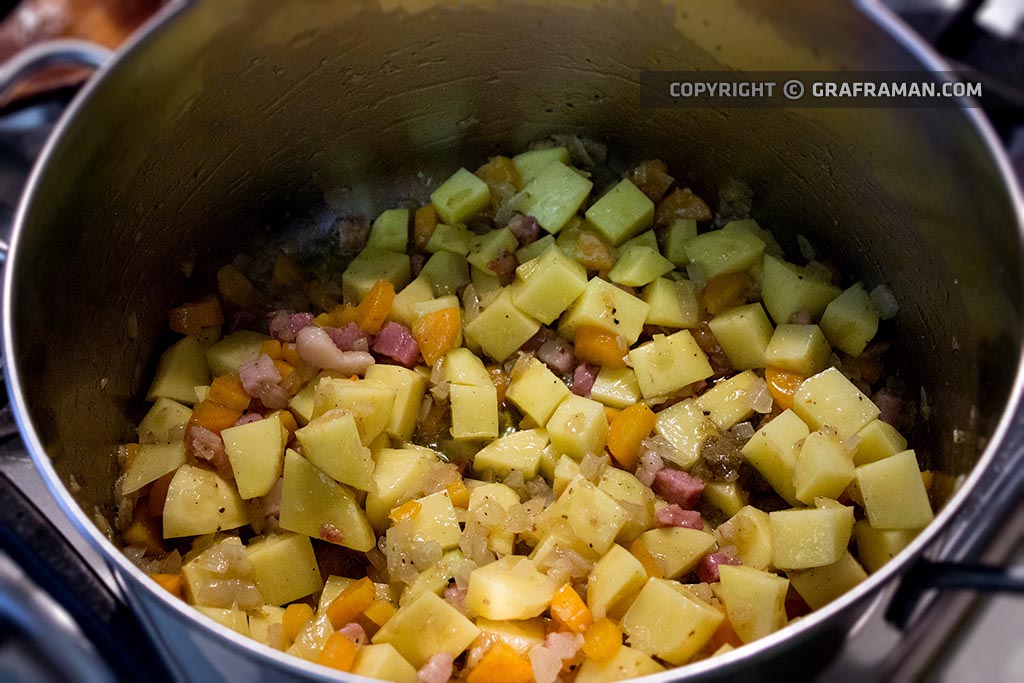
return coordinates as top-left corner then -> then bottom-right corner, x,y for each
245,532 -> 323,606
769,505 -> 855,569
468,483 -> 521,556
715,506 -> 773,570
654,398 -> 719,470
787,551 -> 867,609
575,646 -> 664,683
522,160 -> 594,234
180,537 -> 251,605
313,377 -> 398,445
587,543 -> 648,619
473,429 -> 548,479
607,246 -> 674,287
248,605 -> 285,647
760,255 -> 841,325
122,442 -> 186,495
366,208 -> 410,253
471,265 -> 502,299
221,413 -> 285,499
506,357 -> 570,425
853,419 -> 907,466
715,565 -> 789,643
793,428 -> 855,504
741,409 -> 809,506
696,370 -> 760,430
409,490 -> 461,550
294,410 -> 372,492
441,347 -> 491,387
464,288 -> 541,362
585,178 -> 655,246
622,578 -> 724,665
353,644 -> 418,683
163,464 -> 248,539
559,277 -> 651,344
629,331 -> 713,399
430,167 -> 490,224
372,591 -> 480,668
409,294 -> 461,321
465,556 -> 559,620
703,481 -> 747,517
636,528 -> 716,579
137,397 -> 191,443
196,607 -> 250,636
515,234 -> 557,265
685,222 -> 765,280
765,324 -> 832,375
342,248 -> 411,304
792,367 -> 880,439
468,228 -> 519,277
546,395 -> 609,460
365,364 -> 427,442
475,618 -> 547,654
450,383 -> 498,441
707,303 -> 774,371
510,244 -> 588,324
513,146 -> 570,184
365,447 -> 438,531
146,335 -> 210,404
541,475 -> 629,555
642,277 -> 699,329
590,366 -> 643,409
598,468 -> 655,542
856,450 -> 934,530
530,523 -> 600,567
391,276 -> 435,326
205,330 -> 267,377
820,283 -> 879,357
854,519 -> 918,572
288,372 -> 324,426
552,454 -> 582,496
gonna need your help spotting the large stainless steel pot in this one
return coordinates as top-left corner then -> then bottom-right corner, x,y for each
3,0 -> 1023,681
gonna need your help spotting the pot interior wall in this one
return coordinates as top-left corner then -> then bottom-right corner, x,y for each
9,0 -> 1021,528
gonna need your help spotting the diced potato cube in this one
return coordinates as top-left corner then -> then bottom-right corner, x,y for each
391,276 -> 435,326
696,370 -> 760,430
703,481 -> 747,517
342,248 -> 412,304
425,222 -> 474,256
246,532 -> 324,606
575,645 -> 664,683
400,549 -> 467,607
707,303 -> 774,371
366,208 -> 410,253
163,464 -> 248,538
313,377 -> 398,445
295,410 -> 372,492
288,372 -> 325,426
587,543 -> 648,619
441,347 -> 490,386
468,228 -> 518,275
205,330 -> 267,377
585,179 -> 655,245
661,219 -> 698,266
430,168 -> 491,224
353,643 -> 418,683
531,522 -> 600,567
147,335 -> 210,404
792,367 -> 880,439
765,324 -> 832,375
196,607 -> 250,636
684,222 -> 765,279
715,565 -> 789,643
642,277 -> 699,329
515,233 -> 557,264
468,483 -> 521,556
372,591 -> 480,668
122,442 -> 186,495
464,288 -> 541,362
715,506 -> 773,570
138,398 -> 192,443
559,277 -> 651,345
180,537 -> 250,604
248,605 -> 285,646
546,395 -> 609,460
853,419 -> 907,466
506,357 -> 570,426
279,450 -> 375,551
475,618 -> 547,654
590,367 -> 643,409
473,429 -> 548,479
365,364 -> 428,442
621,578 -> 723,665
629,331 -> 713,399
542,475 -> 630,555
618,229 -> 658,254
787,551 -> 867,609
607,246 -> 673,287
450,383 -> 498,440
636,527 -> 716,579
769,505 -> 855,569
856,450 -> 934,530
513,146 -> 570,184
553,454 -> 582,496
419,251 -> 470,296
793,428 -> 855,504
471,265 -> 502,299
653,398 -> 718,471
740,409 -> 809,506
222,412 -> 286,499
820,283 -> 879,357
407,490 -> 461,550
522,160 -> 593,234
465,556 -> 559,620
854,519 -> 918,572
598,468 -> 655,542
510,244 -> 588,324
760,255 -> 841,324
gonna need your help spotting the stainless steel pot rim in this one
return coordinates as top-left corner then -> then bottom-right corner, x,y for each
3,1 -> 1023,680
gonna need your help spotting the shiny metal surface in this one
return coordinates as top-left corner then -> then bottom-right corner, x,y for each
3,0 -> 1023,681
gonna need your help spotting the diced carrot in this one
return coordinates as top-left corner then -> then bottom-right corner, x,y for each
607,403 -> 656,471
260,339 -> 283,360
332,304 -> 361,327
123,507 -> 163,555
838,350 -> 884,385
280,343 -> 301,366
272,409 -> 299,442
146,471 -> 175,516
307,280 -> 339,312
487,364 -> 510,404
388,500 -> 422,524
446,480 -> 471,509
317,631 -> 357,671
169,297 -> 224,336
149,573 -> 183,598
629,539 -> 663,579
362,600 -> 397,628
654,187 -> 712,225
326,577 -> 376,629
283,603 -> 314,642
573,229 -> 617,271
574,325 -> 628,369
604,406 -> 621,424
708,609 -> 743,651
273,359 -> 296,385
414,204 -> 438,251
188,400 -> 243,435
217,265 -> 260,308
582,617 -> 623,663
466,642 -> 533,683
550,583 -> 593,634
765,366 -> 805,411
625,159 -> 673,202
273,254 -> 306,289
921,470 -> 934,495
702,272 -> 754,316
476,156 -> 522,205
313,312 -> 337,327
207,375 -> 251,412
357,280 -> 396,334
412,307 -> 461,366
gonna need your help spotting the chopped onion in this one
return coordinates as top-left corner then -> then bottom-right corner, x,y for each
797,234 -> 816,261
730,422 -> 756,441
462,283 -> 481,323
686,262 -> 707,291
529,646 -> 563,683
870,284 -> 899,320
746,378 -> 774,414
